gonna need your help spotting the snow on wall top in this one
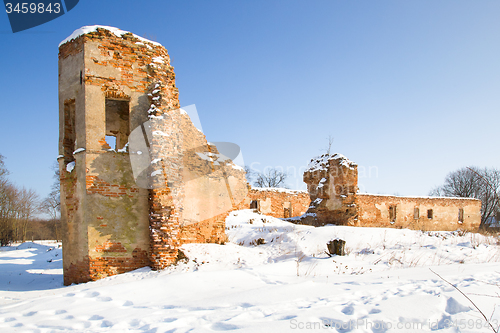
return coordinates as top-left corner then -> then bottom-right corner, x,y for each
305,153 -> 357,173
251,187 -> 308,194
357,193 -> 481,201
59,25 -> 163,47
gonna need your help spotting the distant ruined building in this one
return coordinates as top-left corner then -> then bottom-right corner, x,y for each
298,154 -> 481,231
58,26 -> 481,285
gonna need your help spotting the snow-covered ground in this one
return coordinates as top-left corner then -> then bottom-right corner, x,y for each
1,210 -> 500,332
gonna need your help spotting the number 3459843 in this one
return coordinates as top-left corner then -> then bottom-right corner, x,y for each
5,3 -> 61,14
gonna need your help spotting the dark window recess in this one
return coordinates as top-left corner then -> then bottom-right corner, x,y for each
389,205 -> 396,223
458,208 -> 464,223
250,200 -> 259,210
63,99 -> 76,164
414,207 -> 420,220
427,209 -> 433,219
284,208 -> 291,218
105,99 -> 130,150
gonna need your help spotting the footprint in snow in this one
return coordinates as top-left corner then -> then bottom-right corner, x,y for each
371,320 -> 389,333
162,317 -> 177,323
341,305 -> 355,315
445,297 -> 470,315
85,291 -> 100,298
98,296 -> 112,302
433,314 -> 452,330
123,300 -> 134,306
322,318 -> 356,332
238,303 -> 254,308
279,315 -> 296,320
23,311 -> 37,317
89,315 -> 104,321
211,322 -> 239,330
129,318 -> 142,327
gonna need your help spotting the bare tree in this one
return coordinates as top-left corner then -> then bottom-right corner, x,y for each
0,154 -> 7,179
17,188 -> 39,242
254,168 -> 289,188
0,181 -> 17,246
41,162 -> 60,211
40,191 -> 61,241
49,161 -> 60,207
321,135 -> 334,155
39,162 -> 62,241
431,166 -> 500,225
0,154 -> 42,244
0,154 -> 15,246
244,166 -> 256,185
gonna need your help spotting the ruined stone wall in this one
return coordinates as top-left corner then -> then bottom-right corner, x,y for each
59,26 -> 247,284
302,154 -> 358,226
356,194 -> 481,231
59,27 -> 165,284
298,153 -> 482,231
247,188 -> 310,218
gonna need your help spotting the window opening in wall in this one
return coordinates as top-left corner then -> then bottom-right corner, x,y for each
63,99 -> 76,164
283,202 -> 292,218
414,207 -> 420,220
427,209 -> 433,219
389,205 -> 396,223
105,99 -> 130,151
458,208 -> 464,224
250,200 -> 259,210
105,136 -> 116,150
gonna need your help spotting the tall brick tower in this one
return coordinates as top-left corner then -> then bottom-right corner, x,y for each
58,26 -> 247,285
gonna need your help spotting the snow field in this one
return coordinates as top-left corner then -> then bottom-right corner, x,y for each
0,210 -> 499,332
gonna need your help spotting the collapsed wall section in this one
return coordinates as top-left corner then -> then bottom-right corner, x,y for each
301,154 -> 358,226
247,188 -> 310,218
298,153 -> 482,231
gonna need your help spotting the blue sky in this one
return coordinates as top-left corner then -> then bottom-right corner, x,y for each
0,0 -> 499,200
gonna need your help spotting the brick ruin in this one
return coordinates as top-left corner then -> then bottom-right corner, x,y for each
58,26 -> 481,285
248,188 -> 310,219
58,26 -> 249,285
299,154 -> 481,231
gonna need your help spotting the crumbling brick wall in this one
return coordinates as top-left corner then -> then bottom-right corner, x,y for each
298,153 -> 482,231
247,188 -> 310,218
356,194 -> 481,231
301,154 -> 358,226
59,26 -> 247,284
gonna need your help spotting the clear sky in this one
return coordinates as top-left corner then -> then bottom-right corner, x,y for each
0,0 -> 499,201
